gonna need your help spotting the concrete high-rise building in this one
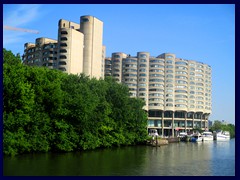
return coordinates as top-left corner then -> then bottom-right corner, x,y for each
22,15 -> 212,137
57,19 -> 83,74
23,38 -> 58,68
106,52 -> 212,137
23,15 -> 104,79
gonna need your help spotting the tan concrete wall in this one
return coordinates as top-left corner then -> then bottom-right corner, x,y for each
69,29 -> 84,75
80,16 -> 103,79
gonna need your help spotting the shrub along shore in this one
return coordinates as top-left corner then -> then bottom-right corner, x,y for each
3,49 -> 148,156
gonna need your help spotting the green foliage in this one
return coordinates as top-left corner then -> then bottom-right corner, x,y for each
3,48 -> 148,156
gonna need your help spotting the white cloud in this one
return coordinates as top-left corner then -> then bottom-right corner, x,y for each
4,4 -> 41,27
3,4 -> 42,46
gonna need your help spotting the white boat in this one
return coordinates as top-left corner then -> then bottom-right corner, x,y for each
149,129 -> 159,137
216,131 -> 230,141
178,132 -> 187,138
191,133 -> 203,142
202,131 -> 214,141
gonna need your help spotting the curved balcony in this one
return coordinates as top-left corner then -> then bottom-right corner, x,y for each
164,104 -> 174,111
174,104 -> 188,112
148,103 -> 164,111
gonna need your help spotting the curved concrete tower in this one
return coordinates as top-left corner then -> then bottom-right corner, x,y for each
80,15 -> 103,79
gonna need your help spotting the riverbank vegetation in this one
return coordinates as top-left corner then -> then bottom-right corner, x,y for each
3,49 -> 148,156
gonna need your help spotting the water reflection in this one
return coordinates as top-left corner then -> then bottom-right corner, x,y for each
4,139 -> 235,176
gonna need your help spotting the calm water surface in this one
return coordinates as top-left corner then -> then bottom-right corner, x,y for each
4,138 -> 235,176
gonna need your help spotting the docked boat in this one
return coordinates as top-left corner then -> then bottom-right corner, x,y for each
190,133 -> 203,142
216,131 -> 230,141
202,131 -> 214,141
178,132 -> 188,142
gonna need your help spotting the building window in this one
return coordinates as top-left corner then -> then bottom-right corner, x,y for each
166,55 -> 173,59
59,67 -> 66,71
60,55 -> 67,59
139,54 -> 147,58
82,18 -> 89,22
140,59 -> 147,62
113,55 -> 120,58
175,104 -> 187,108
59,61 -> 67,65
175,61 -> 188,65
175,94 -> 187,98
61,31 -> 68,35
59,49 -> 67,53
150,64 -> 164,68
166,74 -> 173,78
149,79 -> 164,82
150,69 -> 163,73
60,43 -> 67,47
139,88 -> 146,91
139,78 -> 147,82
150,59 -> 164,63
175,90 -> 187,93
139,69 -> 146,72
139,64 -> 147,67
60,37 -> 68,41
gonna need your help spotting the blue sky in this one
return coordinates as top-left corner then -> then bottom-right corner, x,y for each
3,4 -> 235,124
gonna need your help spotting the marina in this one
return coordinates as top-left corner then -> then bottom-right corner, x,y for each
148,129 -> 231,145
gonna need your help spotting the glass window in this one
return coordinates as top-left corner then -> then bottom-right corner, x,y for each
166,74 -> 173,78
60,37 -> 67,41
150,79 -> 164,82
82,18 -> 89,22
139,54 -> 147,58
59,55 -> 67,59
150,74 -> 164,77
150,69 -> 164,73
175,94 -> 187,98
61,31 -> 68,35
113,55 -> 120,58
175,61 -> 188,65
166,70 -> 173,73
139,78 -> 147,82
166,65 -> 173,68
166,79 -> 173,83
150,59 -> 164,63
140,64 -> 147,67
60,43 -> 67,47
139,88 -> 146,91
175,104 -> 187,108
175,90 -> 187,93
139,73 -> 147,77
140,59 -> 147,62
59,61 -> 67,65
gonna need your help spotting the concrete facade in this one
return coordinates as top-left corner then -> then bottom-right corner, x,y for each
80,16 -> 103,79
106,52 -> 212,136
23,38 -> 58,68
23,15 -> 104,79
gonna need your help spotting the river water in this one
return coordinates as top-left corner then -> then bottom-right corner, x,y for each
4,138 -> 235,176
